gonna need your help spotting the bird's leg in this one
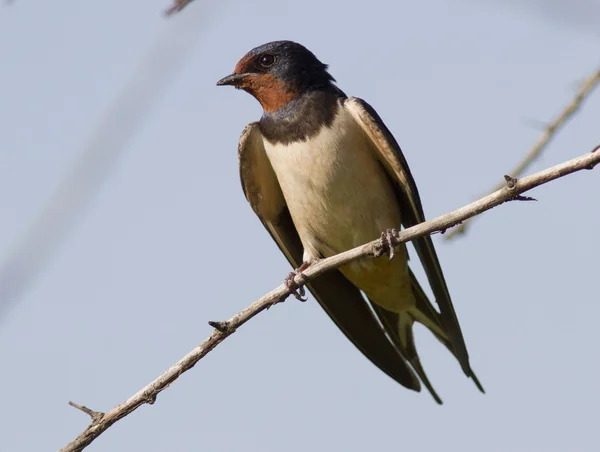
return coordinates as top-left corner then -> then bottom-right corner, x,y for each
376,228 -> 399,261
285,262 -> 311,301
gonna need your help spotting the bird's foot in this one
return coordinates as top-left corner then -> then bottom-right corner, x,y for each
375,228 -> 399,260
285,262 -> 311,301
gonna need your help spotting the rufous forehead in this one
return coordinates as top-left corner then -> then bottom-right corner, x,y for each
234,54 -> 255,74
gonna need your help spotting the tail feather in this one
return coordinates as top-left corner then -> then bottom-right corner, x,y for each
371,303 -> 443,404
409,269 -> 485,394
369,268 -> 484,402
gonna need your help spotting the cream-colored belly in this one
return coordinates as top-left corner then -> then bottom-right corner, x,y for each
263,108 -> 414,311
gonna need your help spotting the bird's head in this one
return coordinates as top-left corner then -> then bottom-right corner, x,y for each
217,40 -> 335,112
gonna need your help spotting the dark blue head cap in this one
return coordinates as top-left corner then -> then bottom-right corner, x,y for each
217,41 -> 339,112
234,40 -> 336,92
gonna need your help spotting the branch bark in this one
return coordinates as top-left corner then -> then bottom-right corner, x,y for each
60,147 -> 600,452
444,66 -> 600,239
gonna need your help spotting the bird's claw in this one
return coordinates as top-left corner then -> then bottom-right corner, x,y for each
376,228 -> 399,260
284,263 -> 310,301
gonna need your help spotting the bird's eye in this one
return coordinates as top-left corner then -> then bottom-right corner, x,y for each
259,54 -> 276,68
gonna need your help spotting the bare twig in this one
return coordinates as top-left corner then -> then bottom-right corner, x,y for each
445,66 -> 600,239
60,147 -> 600,452
67,402 -> 104,424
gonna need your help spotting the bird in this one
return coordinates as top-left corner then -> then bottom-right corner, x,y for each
217,40 -> 483,403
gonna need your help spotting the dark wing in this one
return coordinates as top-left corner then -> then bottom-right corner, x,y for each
238,122 -> 421,392
344,97 -> 475,379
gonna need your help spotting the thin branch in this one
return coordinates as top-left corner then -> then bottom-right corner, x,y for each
445,66 -> 600,239
60,147 -> 600,452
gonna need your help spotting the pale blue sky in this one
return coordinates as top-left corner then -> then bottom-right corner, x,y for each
1,1 -> 599,451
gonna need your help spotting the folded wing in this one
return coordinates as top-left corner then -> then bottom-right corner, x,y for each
344,97 -> 481,387
238,122 -> 421,392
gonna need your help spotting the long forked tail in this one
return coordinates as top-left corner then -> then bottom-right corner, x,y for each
408,269 -> 485,393
370,270 -> 484,404
372,304 -> 443,404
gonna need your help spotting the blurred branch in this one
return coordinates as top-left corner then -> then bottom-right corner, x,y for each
445,66 -> 600,240
164,0 -> 196,15
60,146 -> 600,452
0,6 -> 207,322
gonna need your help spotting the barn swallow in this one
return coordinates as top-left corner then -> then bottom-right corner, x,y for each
217,40 -> 483,403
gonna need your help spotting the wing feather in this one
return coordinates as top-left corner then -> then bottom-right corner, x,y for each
344,97 -> 475,378
238,122 -> 421,391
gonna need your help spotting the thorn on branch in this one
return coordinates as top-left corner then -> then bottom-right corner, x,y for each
504,175 -> 518,189
266,298 -> 283,310
68,401 -> 104,424
208,320 -> 236,334
504,175 -> 536,200
510,195 -> 537,202
440,221 -> 464,235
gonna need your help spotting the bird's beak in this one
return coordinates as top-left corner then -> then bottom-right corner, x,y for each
216,73 -> 252,87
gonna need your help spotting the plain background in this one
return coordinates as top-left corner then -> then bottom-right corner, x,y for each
1,1 -> 599,451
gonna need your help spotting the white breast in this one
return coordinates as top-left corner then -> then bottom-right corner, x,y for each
263,106 -> 402,263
